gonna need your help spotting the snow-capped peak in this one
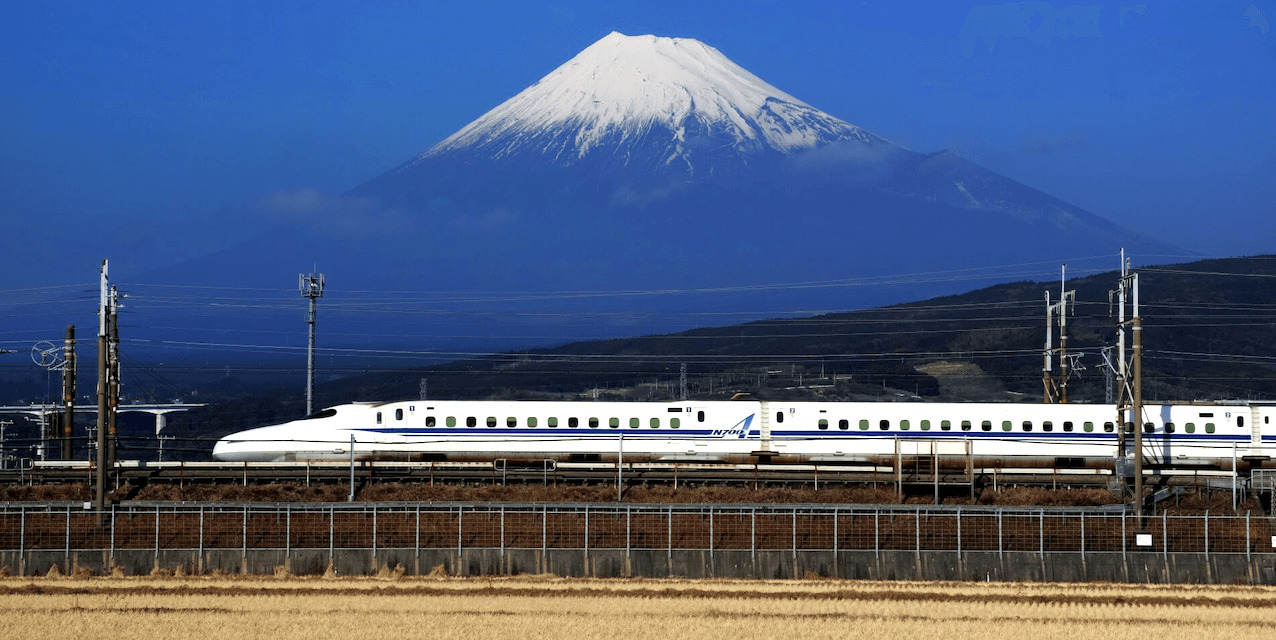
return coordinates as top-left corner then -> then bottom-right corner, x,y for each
421,32 -> 881,167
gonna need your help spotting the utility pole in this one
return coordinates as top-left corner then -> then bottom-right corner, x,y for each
1042,265 -> 1076,403
1110,251 -> 1143,518
107,286 -> 120,466
299,273 -> 325,416
61,325 -> 75,460
94,260 -> 110,515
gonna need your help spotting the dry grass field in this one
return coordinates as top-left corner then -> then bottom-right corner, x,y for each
0,575 -> 1273,639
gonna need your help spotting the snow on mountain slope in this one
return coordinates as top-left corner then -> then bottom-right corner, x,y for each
420,32 -> 883,169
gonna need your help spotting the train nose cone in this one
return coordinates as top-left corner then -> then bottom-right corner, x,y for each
211,438 -> 234,461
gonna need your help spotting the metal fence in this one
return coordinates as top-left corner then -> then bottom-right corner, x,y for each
2,502 -> 1275,560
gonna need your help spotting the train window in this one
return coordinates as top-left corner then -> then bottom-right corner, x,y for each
547,417 -> 558,428
650,418 -> 659,428
981,420 -> 991,432
487,417 -> 497,428
1184,422 -> 1194,433
466,417 -> 477,428
1124,422 -> 1134,433
630,418 -> 640,428
426,416 -> 435,427
1165,422 -> 1174,433
1063,421 -> 1073,432
1021,421 -> 1031,431
920,420 -> 930,431
839,419 -> 849,430
1205,423 -> 1215,433
859,420 -> 870,431
1006,421 -> 1016,432
395,409 -> 403,421
609,418 -> 619,428
961,420 -> 972,432
880,420 -> 890,430
698,411 -> 705,422
1103,422 -> 1113,433
376,412 -> 382,424
1143,422 -> 1154,434
1043,421 -> 1053,432
671,418 -> 680,429
1238,416 -> 1245,428
818,419 -> 829,430
446,417 -> 456,428
589,418 -> 599,428
528,417 -> 538,428
940,420 -> 951,431
900,420 -> 910,431
1083,421 -> 1093,432
507,417 -> 517,428
1200,412 -> 1214,418
776,412 -> 785,424
568,417 -> 579,428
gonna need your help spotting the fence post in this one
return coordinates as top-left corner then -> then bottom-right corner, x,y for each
1246,511 -> 1251,562
500,505 -> 505,564
1121,513 -> 1127,568
197,506 -> 203,574
833,507 -> 839,578
874,509 -> 880,561
18,507 -> 24,577
1204,510 -> 1209,560
1162,511 -> 1168,560
111,503 -> 117,571
329,506 -> 335,573
997,509 -> 1003,559
372,506 -> 378,568
751,508 -> 756,562
709,506 -> 714,566
915,510 -> 921,565
583,504 -> 589,561
543,505 -> 548,568
415,505 -> 421,575
456,505 -> 463,571
64,505 -> 70,574
1038,509 -> 1044,558
242,506 -> 248,574
792,507 -> 797,569
956,509 -> 962,559
625,506 -> 630,561
1080,513 -> 1085,566
154,504 -> 160,571
286,504 -> 291,570
667,506 -> 673,573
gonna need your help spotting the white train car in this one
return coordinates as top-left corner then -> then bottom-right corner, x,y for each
212,400 -> 762,463
213,398 -> 1276,469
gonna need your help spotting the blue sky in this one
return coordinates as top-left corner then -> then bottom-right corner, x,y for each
2,1 -> 1273,286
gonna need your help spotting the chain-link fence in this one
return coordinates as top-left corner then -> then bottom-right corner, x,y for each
2,502 -> 1274,559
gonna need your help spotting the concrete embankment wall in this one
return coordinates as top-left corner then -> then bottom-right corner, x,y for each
5,548 -> 1275,584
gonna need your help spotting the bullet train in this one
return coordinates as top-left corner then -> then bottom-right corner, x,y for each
212,398 -> 1276,469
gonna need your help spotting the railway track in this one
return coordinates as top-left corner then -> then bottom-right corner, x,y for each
0,459 -> 1238,494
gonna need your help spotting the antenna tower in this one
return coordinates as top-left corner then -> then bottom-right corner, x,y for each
300,272 -> 325,416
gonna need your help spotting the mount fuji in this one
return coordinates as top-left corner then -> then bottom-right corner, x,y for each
161,32 -> 1180,352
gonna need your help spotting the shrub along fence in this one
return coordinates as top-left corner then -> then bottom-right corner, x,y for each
1,502 -> 1274,583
